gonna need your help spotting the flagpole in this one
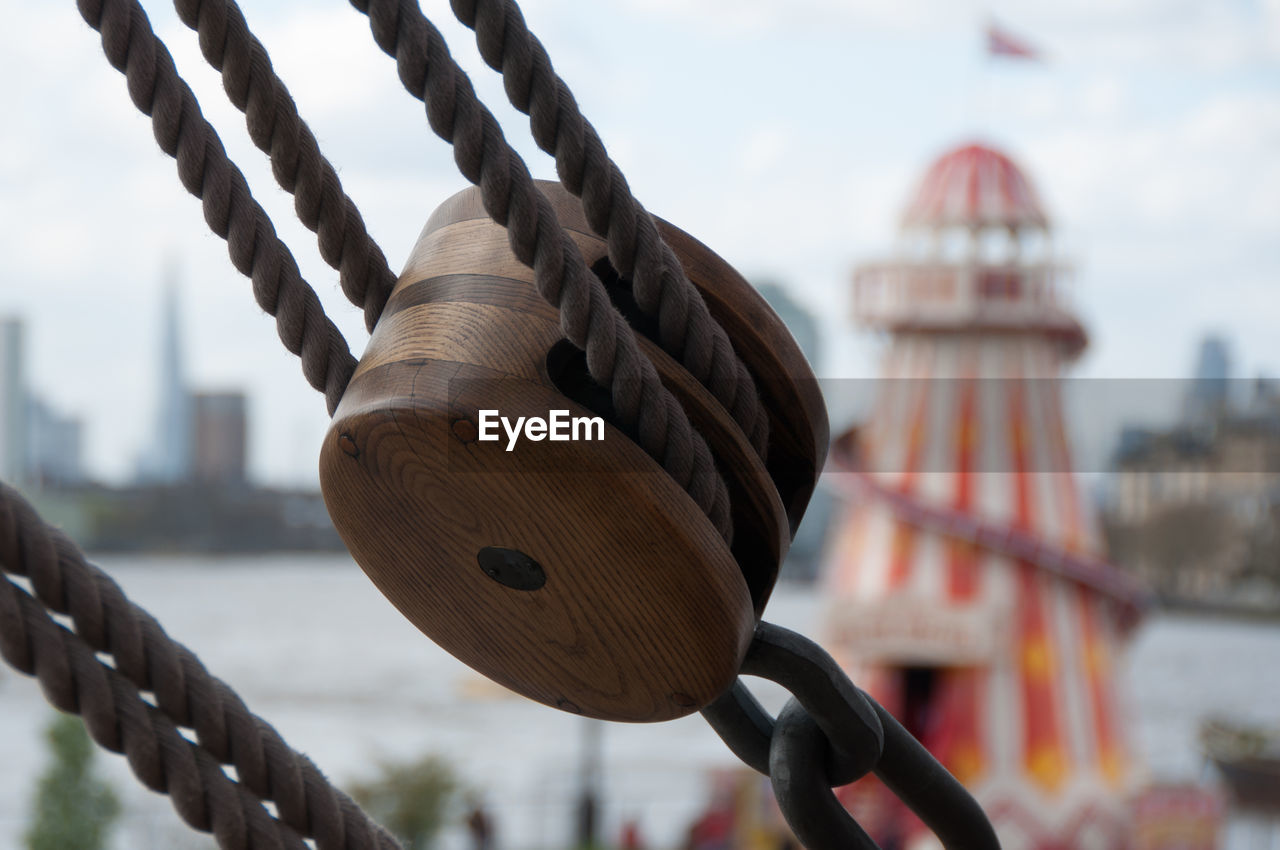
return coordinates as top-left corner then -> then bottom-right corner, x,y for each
971,10 -> 993,141
977,16 -> 1046,142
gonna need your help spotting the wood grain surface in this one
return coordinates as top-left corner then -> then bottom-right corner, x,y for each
321,181 -> 826,721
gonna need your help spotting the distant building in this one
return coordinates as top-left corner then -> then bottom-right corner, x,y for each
755,282 -> 821,367
0,317 -> 89,488
25,397 -> 84,486
1109,424 -> 1279,524
754,281 -> 829,581
136,277 -> 192,483
191,392 -> 247,484
1184,335 -> 1232,430
1106,345 -> 1280,605
0,318 -> 25,483
132,271 -> 259,487
1111,344 -> 1280,525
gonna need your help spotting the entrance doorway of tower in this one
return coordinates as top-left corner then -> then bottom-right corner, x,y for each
899,666 -> 942,748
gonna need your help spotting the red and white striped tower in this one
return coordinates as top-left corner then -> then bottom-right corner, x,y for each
821,142 -> 1146,850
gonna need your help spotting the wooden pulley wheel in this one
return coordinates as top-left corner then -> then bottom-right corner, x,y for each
320,181 -> 828,721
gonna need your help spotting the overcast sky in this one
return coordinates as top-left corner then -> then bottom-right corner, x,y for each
1,0 -> 1277,486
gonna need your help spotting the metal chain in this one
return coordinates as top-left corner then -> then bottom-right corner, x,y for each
702,623 -> 1002,849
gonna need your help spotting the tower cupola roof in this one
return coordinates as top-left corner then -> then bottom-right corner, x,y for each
902,142 -> 1048,232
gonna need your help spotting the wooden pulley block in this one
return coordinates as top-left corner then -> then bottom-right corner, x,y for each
320,181 -> 828,722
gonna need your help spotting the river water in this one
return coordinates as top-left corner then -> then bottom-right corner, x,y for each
1,555 -> 1277,849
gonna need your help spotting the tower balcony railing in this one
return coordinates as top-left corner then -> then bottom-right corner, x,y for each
852,261 -> 1076,330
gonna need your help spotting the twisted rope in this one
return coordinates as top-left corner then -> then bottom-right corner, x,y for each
1,580 -> 309,850
0,483 -> 404,850
171,0 -> 397,332
349,0 -> 732,536
450,0 -> 770,458
77,0 -> 355,415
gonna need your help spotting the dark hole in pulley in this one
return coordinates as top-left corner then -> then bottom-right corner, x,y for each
589,256 -> 661,342
592,253 -> 815,543
544,339 -> 638,445
477,547 -> 547,591
541,257 -> 665,448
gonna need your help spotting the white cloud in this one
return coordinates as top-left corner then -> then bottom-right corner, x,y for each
734,125 -> 791,175
619,0 -> 965,34
1079,77 -> 1128,119
613,0 -> 1276,70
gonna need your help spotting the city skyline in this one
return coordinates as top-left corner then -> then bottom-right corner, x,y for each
2,273 -> 1272,487
0,288 -> 250,489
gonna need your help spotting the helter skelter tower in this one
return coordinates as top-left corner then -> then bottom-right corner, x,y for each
821,142 -> 1146,850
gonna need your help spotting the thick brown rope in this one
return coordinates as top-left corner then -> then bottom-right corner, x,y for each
450,0 -> 770,458
1,579 -> 309,850
171,0 -> 397,333
349,0 -> 732,536
0,483 -> 404,850
76,0 -> 355,416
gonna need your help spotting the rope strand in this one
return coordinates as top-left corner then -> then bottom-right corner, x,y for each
348,0 -> 733,537
77,0 -> 356,415
0,483 -> 404,850
0,579 -> 309,850
81,0 -> 734,533
450,0 -> 770,457
171,0 -> 397,332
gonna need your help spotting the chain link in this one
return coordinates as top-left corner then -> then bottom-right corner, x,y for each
702,622 -> 1002,849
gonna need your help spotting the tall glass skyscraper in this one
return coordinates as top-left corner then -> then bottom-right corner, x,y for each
137,273 -> 191,483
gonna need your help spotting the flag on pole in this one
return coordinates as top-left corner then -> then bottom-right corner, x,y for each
985,21 -> 1042,60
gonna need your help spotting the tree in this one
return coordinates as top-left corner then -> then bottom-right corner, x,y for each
350,754 -> 458,850
25,713 -> 120,850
